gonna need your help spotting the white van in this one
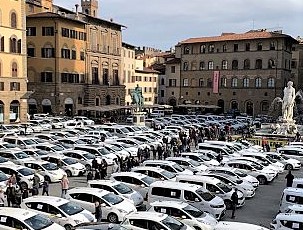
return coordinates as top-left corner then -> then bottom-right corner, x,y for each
147,180 -> 226,220
176,175 -> 245,209
279,187 -> 303,212
271,213 -> 303,230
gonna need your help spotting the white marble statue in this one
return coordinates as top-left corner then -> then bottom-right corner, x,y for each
282,81 -> 296,121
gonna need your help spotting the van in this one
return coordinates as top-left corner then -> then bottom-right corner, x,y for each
176,175 -> 245,209
292,178 -> 303,189
279,187 -> 303,212
147,180 -> 226,220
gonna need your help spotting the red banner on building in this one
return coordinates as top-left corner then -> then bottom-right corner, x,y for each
213,71 -> 220,94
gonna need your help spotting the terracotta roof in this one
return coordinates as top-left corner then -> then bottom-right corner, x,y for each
27,12 -> 86,24
180,31 -> 294,44
165,58 -> 181,64
135,67 -> 159,74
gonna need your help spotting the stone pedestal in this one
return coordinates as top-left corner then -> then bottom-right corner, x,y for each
132,112 -> 145,126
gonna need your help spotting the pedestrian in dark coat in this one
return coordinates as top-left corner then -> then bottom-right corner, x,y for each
231,188 -> 238,219
157,145 -> 163,160
6,182 -> 16,207
92,159 -> 98,172
94,169 -> 101,180
94,201 -> 102,222
285,170 -> 294,187
42,180 -> 49,196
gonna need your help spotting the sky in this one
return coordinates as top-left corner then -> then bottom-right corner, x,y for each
55,0 -> 303,51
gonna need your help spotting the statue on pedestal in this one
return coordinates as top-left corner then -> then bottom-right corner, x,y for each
130,84 -> 144,112
282,81 -> 296,121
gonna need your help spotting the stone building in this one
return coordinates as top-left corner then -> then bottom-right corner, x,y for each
175,30 -> 297,115
26,0 -> 126,116
0,0 -> 28,123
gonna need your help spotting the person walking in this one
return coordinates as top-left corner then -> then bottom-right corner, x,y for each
32,174 -> 40,195
231,188 -> 238,219
61,175 -> 69,198
6,182 -> 16,207
42,180 -> 49,196
285,170 -> 294,187
94,169 -> 101,180
101,159 -> 108,179
94,200 -> 102,222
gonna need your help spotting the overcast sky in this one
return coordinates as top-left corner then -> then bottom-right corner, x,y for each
55,0 -> 303,50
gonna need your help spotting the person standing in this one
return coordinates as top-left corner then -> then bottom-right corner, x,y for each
42,180 -> 49,196
6,182 -> 16,207
101,159 -> 108,179
231,188 -> 238,219
285,170 -> 294,187
32,174 -> 40,195
95,200 -> 102,222
61,175 -> 69,198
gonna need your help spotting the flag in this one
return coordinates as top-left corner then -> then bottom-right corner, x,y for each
213,71 -> 220,94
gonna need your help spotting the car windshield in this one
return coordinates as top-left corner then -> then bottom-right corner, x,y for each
265,156 -> 277,163
108,145 -> 120,151
113,183 -> 133,194
35,150 -> 48,156
0,171 -> 8,182
98,148 -> 110,156
196,189 -> 215,201
42,163 -> 58,171
102,193 -> 124,205
15,152 -> 30,159
217,182 -> 232,193
235,170 -> 247,177
2,143 -> 18,148
252,163 -> 263,170
83,153 -> 95,160
17,167 -> 34,176
59,201 -> 84,216
24,139 -> 36,145
199,154 -> 211,161
120,128 -> 130,134
172,163 -> 184,172
183,204 -> 205,218
141,176 -> 155,185
189,159 -> 201,167
24,214 -> 54,230
64,133 -> 74,137
161,170 -> 176,179
52,145 -> 65,151
62,158 -> 78,165
75,140 -> 86,144
161,216 -> 185,230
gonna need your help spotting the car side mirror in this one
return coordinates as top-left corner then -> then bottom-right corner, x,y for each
195,198 -> 199,202
160,177 -> 164,181
140,184 -> 145,188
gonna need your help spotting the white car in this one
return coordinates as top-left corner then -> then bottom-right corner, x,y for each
87,180 -> 145,210
0,150 -> 36,165
74,116 -> 95,125
131,166 -> 177,181
270,213 -> 303,230
216,221 -> 270,230
24,160 -> 66,182
0,207 -> 65,230
121,212 -> 195,230
66,187 -> 137,223
41,155 -> 86,177
166,157 -> 208,173
266,152 -> 301,170
148,200 -> 218,229
63,150 -> 102,171
143,160 -> 194,175
181,152 -> 220,167
21,196 -> 96,229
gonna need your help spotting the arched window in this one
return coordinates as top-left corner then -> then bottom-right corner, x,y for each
222,60 -> 228,70
231,101 -> 238,110
208,44 -> 214,53
10,100 -> 19,123
11,12 -> 17,28
231,78 -> 238,87
232,60 -> 238,70
255,59 -> 263,69
199,78 -> 204,87
261,100 -> 269,112
191,61 -> 197,70
12,62 -> 17,77
244,59 -> 250,70
183,62 -> 189,71
0,100 -> 4,123
184,46 -> 190,54
268,59 -> 275,69
199,61 -> 205,70
208,61 -> 214,70
255,78 -> 262,88
200,45 -> 206,53
268,78 -> 275,88
10,37 -> 17,53
257,42 -> 262,51
243,78 -> 249,88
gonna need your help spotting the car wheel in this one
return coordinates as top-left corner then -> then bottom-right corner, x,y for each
20,182 -> 28,190
257,176 -> 267,185
224,200 -> 232,210
65,170 -> 72,177
64,224 -> 73,230
85,164 -> 91,171
20,131 -> 24,135
285,164 -> 293,170
108,213 -> 118,223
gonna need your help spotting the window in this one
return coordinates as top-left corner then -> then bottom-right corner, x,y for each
11,62 -> 17,77
207,78 -> 212,87
61,28 -> 70,37
245,43 -> 250,51
169,79 -> 176,87
268,59 -> 275,69
232,60 -> 238,70
244,59 -> 250,69
11,12 -> 17,28
61,48 -> 70,59
160,78 -> 165,85
208,44 -> 215,53
268,78 -> 275,88
208,61 -> 214,70
223,44 -> 227,52
160,90 -> 164,97
70,30 -> 77,39
184,190 -> 200,202
130,219 -> 148,229
199,78 -> 204,87
10,82 -> 20,91
41,72 -> 53,82
151,187 -> 181,198
0,82 -> 4,91
255,59 -> 263,69
183,62 -> 189,71
41,47 -> 55,58
26,27 -> 36,36
255,78 -> 262,88
27,47 -> 35,57
243,78 -> 249,88
257,42 -> 262,51
183,78 -> 189,87
184,46 -> 190,54
10,37 -> 17,53
199,61 -> 205,70
291,61 -> 297,69
71,50 -> 76,60
42,27 -> 54,36
200,45 -> 206,53
171,66 -> 175,73
231,78 -> 238,87
61,73 -> 68,83
270,41 -> 276,50
222,60 -> 228,70
234,44 -> 238,52
220,77 -> 227,87
0,36 -> 4,52
80,51 -> 85,60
